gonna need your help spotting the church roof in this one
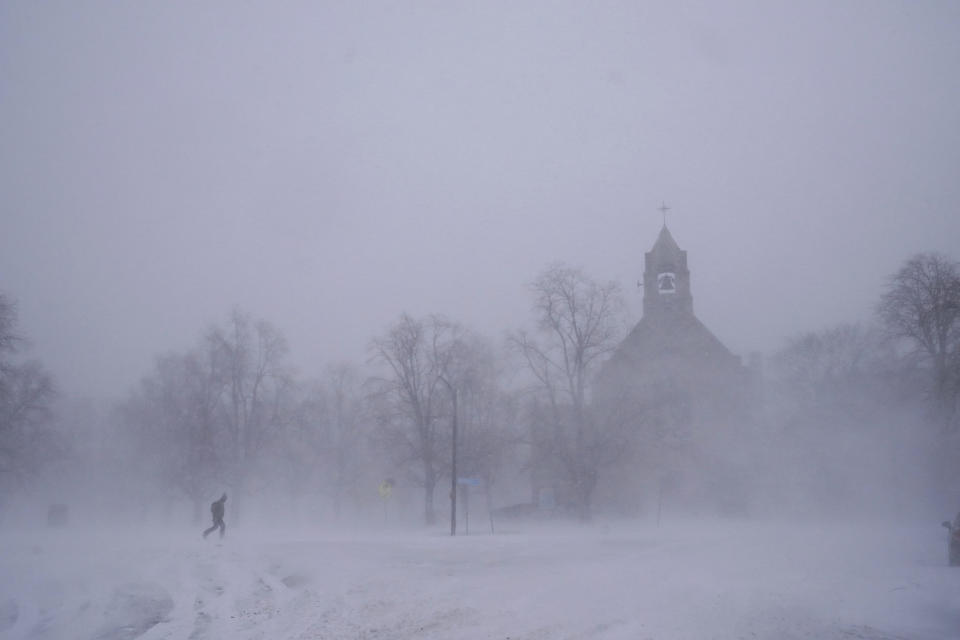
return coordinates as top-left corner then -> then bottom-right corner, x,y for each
607,311 -> 742,375
651,225 -> 681,256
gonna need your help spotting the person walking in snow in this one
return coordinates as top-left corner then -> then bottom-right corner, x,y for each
203,493 -> 227,539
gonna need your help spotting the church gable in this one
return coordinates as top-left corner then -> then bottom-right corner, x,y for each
613,313 -> 741,371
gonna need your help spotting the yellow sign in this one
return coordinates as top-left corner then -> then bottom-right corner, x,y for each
378,480 -> 393,499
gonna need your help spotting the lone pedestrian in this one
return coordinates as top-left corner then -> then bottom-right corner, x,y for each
203,493 -> 227,539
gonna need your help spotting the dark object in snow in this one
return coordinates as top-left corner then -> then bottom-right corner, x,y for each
942,514 -> 960,566
281,574 -> 309,588
203,493 -> 227,540
46,503 -> 68,528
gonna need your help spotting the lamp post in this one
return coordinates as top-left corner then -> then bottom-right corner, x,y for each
438,375 -> 458,536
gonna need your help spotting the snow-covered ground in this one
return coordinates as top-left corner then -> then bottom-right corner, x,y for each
1,519 -> 958,640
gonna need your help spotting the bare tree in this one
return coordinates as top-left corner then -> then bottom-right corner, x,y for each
877,253 -> 960,429
279,381 -> 327,515
369,314 -> 465,525
766,322 -> 936,515
204,309 -> 293,520
0,293 -> 18,356
292,363 -> 370,519
771,324 -> 896,420
511,264 -> 626,520
120,349 -> 225,521
0,293 -> 56,490
118,310 -> 293,523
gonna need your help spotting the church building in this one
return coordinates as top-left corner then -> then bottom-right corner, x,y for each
597,219 -> 754,515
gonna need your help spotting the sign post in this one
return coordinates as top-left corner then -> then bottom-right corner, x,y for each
457,477 -> 481,535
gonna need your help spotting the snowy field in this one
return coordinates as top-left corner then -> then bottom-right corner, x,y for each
2,520 -> 958,640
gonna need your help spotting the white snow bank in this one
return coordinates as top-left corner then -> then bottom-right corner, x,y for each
1,520 -> 957,639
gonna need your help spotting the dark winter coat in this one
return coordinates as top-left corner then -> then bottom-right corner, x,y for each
211,495 -> 226,521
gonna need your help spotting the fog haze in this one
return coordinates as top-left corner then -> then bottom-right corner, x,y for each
4,5 -> 960,640
3,1 -> 959,398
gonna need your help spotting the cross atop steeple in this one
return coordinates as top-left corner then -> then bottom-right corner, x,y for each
658,201 -> 671,227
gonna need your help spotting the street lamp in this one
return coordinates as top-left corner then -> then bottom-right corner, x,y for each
438,375 -> 458,536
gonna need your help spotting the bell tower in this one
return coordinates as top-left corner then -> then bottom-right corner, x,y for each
642,223 -> 693,318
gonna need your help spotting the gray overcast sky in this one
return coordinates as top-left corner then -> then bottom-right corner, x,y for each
2,1 -> 959,399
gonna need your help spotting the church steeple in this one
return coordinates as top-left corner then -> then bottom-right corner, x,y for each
642,223 -> 693,317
